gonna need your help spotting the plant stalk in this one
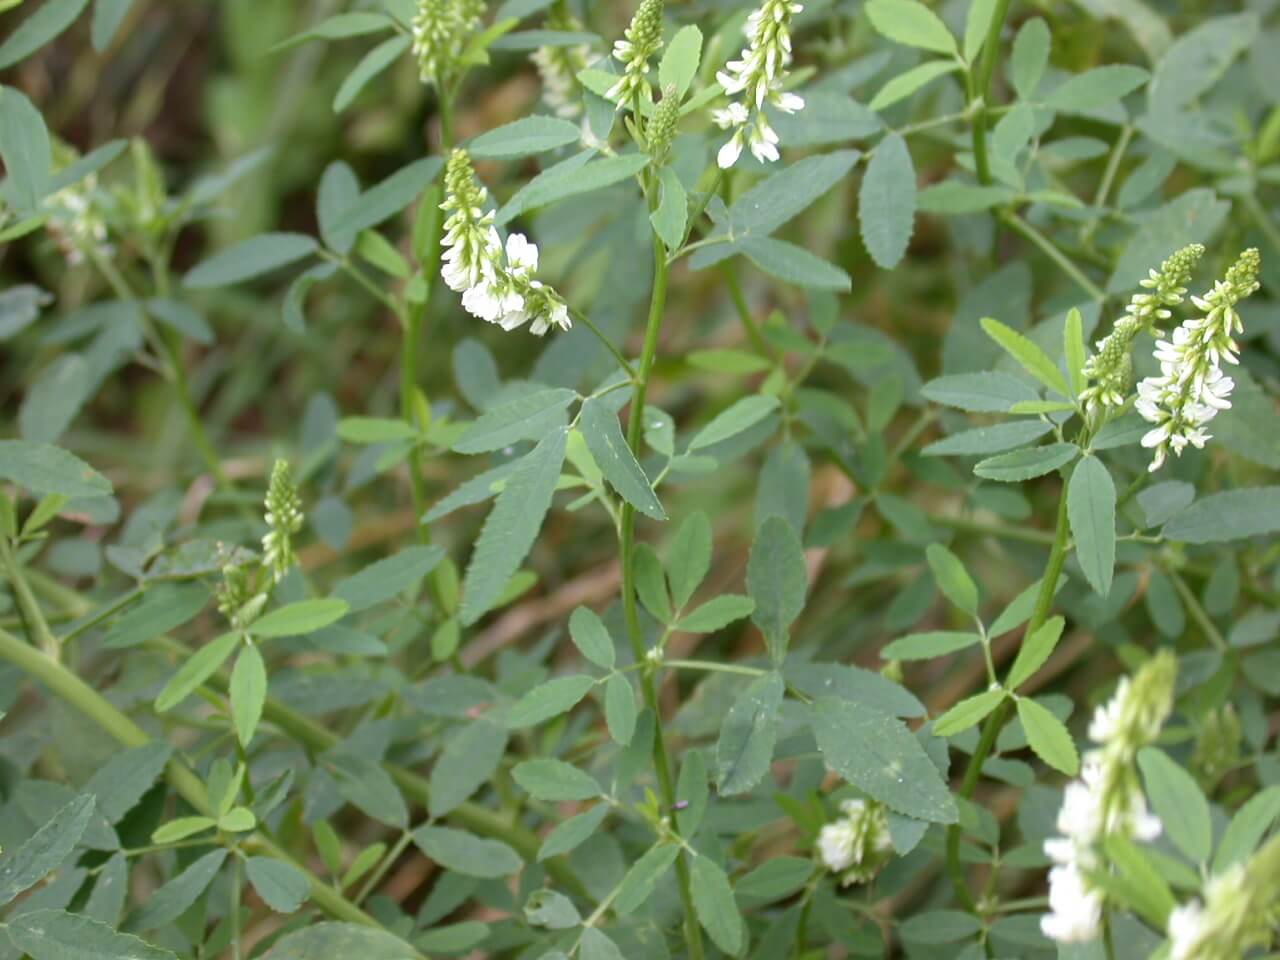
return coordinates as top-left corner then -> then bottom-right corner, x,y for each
970,0 -> 1014,185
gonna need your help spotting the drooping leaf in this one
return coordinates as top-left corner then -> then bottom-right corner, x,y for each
715,672 -> 785,796
747,516 -> 807,662
690,856 -> 746,955
580,396 -> 666,519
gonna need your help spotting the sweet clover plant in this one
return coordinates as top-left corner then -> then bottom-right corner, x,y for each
1,1 -> 1279,958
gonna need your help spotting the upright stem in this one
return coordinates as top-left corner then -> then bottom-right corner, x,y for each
1,540 -> 59,658
970,0 -> 1013,185
620,231 -> 705,960
946,487 -> 1071,911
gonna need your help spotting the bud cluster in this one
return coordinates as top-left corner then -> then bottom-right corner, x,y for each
413,0 -> 486,87
262,459 -> 303,583
531,3 -> 594,118
817,797 -> 893,887
606,0 -> 664,107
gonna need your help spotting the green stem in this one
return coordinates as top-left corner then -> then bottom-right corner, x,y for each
1168,570 -> 1227,651
620,231 -> 705,960
570,308 -> 638,379
933,515 -> 1056,546
946,488 -> 1071,912
354,829 -> 413,905
664,659 -> 769,679
1,539 -> 59,658
721,262 -> 771,357
230,853 -> 243,960
970,0 -> 1013,185
1002,213 -> 1106,302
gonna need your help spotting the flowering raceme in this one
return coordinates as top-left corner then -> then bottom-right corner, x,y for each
413,0 -> 486,87
606,0 -> 664,107
439,150 -> 571,335
531,4 -> 594,118
817,797 -> 893,886
713,0 -> 805,168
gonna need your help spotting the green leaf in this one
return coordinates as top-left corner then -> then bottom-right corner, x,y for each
980,316 -> 1070,397
1064,307 -> 1087,396
505,674 -> 595,728
1097,834 -> 1176,929
869,60 -> 961,111
724,150 -> 860,240
538,804 -> 609,860
428,718 -> 508,818
0,440 -> 112,498
332,545 -> 445,612
19,354 -> 89,445
688,348 -> 770,374
667,511 -> 711,609
334,34 -> 411,112
568,606 -> 615,669
604,672 -> 637,745
922,420 -> 1054,457
921,372 -> 1040,412
1214,785 -> 1280,873
1011,17 -> 1049,99
650,166 -> 688,252
496,152 -> 649,224
1138,748 -> 1211,863
150,817 -> 216,845
1016,697 -> 1079,775
0,795 -> 95,908
184,233 -> 318,288
658,24 -> 701,96
246,857 -> 309,914
272,11 -> 395,50
126,849 -> 227,930
330,156 -> 443,241
580,396 -> 666,520
249,599 -> 349,638
453,388 -> 577,454
230,644 -> 268,746
675,594 -> 754,633
633,543 -> 672,623
219,806 -> 256,833
512,759 -> 602,801
741,236 -> 852,291
880,630 -> 982,661
1044,65 -> 1149,112
327,754 -> 407,828
412,826 -> 522,878
934,689 -> 1007,737
580,928 -> 625,960
963,0 -> 997,61
525,889 -> 581,930
91,0 -> 135,50
715,672 -> 784,795
84,743 -> 173,823
468,115 -> 582,158
974,443 -> 1079,482
0,0 -> 89,69
102,583 -> 207,649
154,632 -> 240,712
461,428 -> 568,625
1006,616 -> 1064,690
865,0 -> 957,55
613,843 -> 680,915
676,750 -> 709,837
688,395 -> 780,451
1068,456 -> 1116,596
7,910 -> 177,960
748,516 -> 807,662
915,179 -> 1013,213
812,697 -> 958,822
262,923 -> 419,960
690,856 -> 746,955
859,132 -> 916,270
0,86 -> 52,213
925,543 -> 978,616
1162,487 -> 1280,544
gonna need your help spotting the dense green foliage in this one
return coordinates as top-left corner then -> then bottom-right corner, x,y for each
1,1 -> 1280,958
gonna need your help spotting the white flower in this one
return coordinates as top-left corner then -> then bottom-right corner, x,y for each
1042,862 -> 1103,943
1167,902 -> 1208,960
817,797 -> 893,886
818,819 -> 857,873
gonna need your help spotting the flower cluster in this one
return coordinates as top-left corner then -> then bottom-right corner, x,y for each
1136,248 -> 1261,472
817,797 -> 893,886
1041,652 -> 1177,944
531,3 -> 593,117
606,0 -> 664,107
713,0 -> 805,168
44,144 -> 112,267
1080,244 -> 1203,413
1167,833 -> 1280,959
440,149 -> 571,335
262,459 -> 303,583
412,0 -> 486,87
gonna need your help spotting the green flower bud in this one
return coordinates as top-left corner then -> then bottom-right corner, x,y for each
262,459 -> 303,583
647,85 -> 680,161
606,0 -> 664,107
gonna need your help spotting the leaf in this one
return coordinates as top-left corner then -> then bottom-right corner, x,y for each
1214,785 -> 1280,873
453,388 -> 577,453
468,116 -> 582,158
915,179 -> 1013,213
933,689 -> 1006,737
880,630 -> 981,661
512,759 -> 602,801
604,673 -> 637,745
667,511 -> 712,609
1138,748 -> 1211,863
963,0 -> 997,61
0,795 -> 95,908
1064,307 -> 1087,396
7,910 -> 177,960
154,632 -> 240,712
973,443 -> 1079,482
568,606 -> 615,669
659,24 -> 701,96
150,817 -> 216,845
747,516 -> 807,662
412,826 -> 523,878
496,152 -> 649,224
715,672 -> 784,795
249,599 -> 349,638
1162,487 -> 1280,544
786,662 -> 925,718
246,857 -> 309,914
812,697 -> 957,822
334,35 -> 411,112
689,395 -> 780,451
0,86 -> 52,212
925,543 -> 978,616
0,0 -> 89,69
690,856 -> 746,955
922,420 -> 1054,457
126,849 -> 227,930
980,317 -> 1070,397
677,751 -> 709,837
1016,697 -> 1079,775
650,166 -> 688,251
0,440 -> 112,498
580,929 -> 625,960
580,396 -> 666,520
505,675 -> 595,728
865,0 -> 957,55
332,546 -> 445,612
91,0 -> 135,50
428,718 -> 508,818
859,132 -> 915,269
768,92 -> 880,144
461,428 -> 568,624
1006,616 -> 1064,690
1011,17 -> 1050,99
725,150 -> 861,239
613,844 -> 680,915
327,754 -> 408,828
272,11 -> 395,50
921,372 -> 1040,412
675,594 -> 754,633
264,923 -> 419,960
330,156 -> 443,241
184,233 -> 319,288
19,355 -> 89,444
538,804 -> 609,860
84,744 -> 172,823
869,60 -> 962,111
1068,456 -> 1116,596
230,644 -> 268,746
741,236 -> 852,291
1044,65 -> 1149,112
